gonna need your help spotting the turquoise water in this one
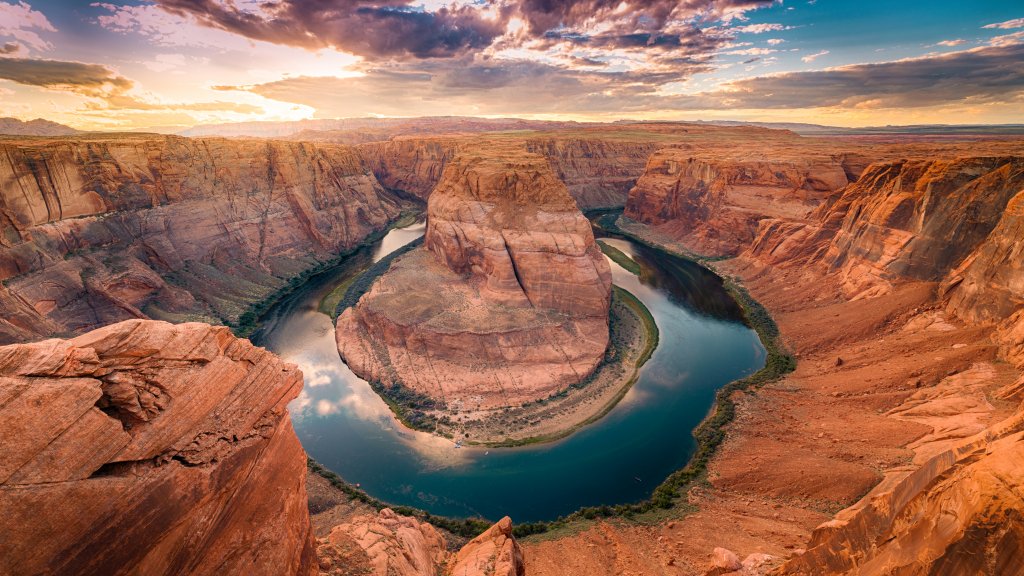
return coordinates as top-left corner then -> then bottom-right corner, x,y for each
252,222 -> 765,522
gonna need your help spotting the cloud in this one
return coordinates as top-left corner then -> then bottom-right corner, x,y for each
801,49 -> 829,62
221,38 -> 1024,116
694,41 -> 1024,109
0,41 -> 19,54
0,56 -> 262,114
983,18 -> 1024,30
154,0 -> 508,59
935,39 -> 966,47
149,0 -> 776,61
0,0 -> 56,52
0,56 -> 131,97
766,38 -> 784,45
730,23 -> 788,34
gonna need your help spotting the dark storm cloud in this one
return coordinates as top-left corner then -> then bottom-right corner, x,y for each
157,0 -> 508,59
695,42 -> 1024,109
0,56 -> 131,95
154,0 -> 775,60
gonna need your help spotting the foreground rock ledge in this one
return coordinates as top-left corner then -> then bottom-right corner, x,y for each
337,144 -> 612,411
0,319 -> 316,576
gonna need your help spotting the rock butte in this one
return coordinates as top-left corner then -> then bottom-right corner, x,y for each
1,122 -> 1024,575
337,144 -> 612,410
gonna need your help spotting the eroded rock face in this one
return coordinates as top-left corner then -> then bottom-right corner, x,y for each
360,137 -> 460,201
448,516 -> 525,576
522,138 -> 660,209
0,135 -> 401,342
624,149 -> 854,256
0,319 -> 316,576
318,511 -> 525,576
337,146 -> 611,409
816,158 -> 1024,300
319,508 -> 448,576
361,136 -> 660,209
775,412 -> 1024,576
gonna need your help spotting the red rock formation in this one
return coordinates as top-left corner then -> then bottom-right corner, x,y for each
360,137 -> 460,201
318,510 -> 525,576
0,319 -> 316,576
776,411 -> 1024,575
522,138 -> 660,209
623,148 -> 854,257
941,186 -> 1024,367
338,145 -> 611,410
361,135 -> 661,209
319,508 -> 449,576
0,135 -> 401,342
448,516 -> 525,576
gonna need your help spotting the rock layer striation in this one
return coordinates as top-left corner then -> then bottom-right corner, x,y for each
0,134 -> 401,342
0,319 -> 316,576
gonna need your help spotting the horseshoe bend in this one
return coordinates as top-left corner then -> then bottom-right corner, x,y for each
4,4 -> 1024,575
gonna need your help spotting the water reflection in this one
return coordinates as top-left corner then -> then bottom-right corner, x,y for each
254,221 -> 765,521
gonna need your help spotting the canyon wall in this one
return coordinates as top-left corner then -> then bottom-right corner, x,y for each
726,156 -> 1024,574
337,144 -> 612,409
0,319 -> 316,576
522,138 -> 661,208
623,147 -> 858,257
361,136 -> 661,209
0,135 -> 401,343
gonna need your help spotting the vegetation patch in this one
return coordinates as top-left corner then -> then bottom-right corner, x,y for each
334,237 -> 424,318
598,240 -> 641,275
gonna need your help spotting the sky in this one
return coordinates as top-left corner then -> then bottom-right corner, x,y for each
0,0 -> 1022,131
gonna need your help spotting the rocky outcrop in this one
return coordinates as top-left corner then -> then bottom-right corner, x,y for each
624,148 -> 855,256
0,319 -> 316,576
337,145 -> 611,410
318,510 -> 524,576
0,135 -> 401,342
742,157 -> 1024,307
812,158 -> 1024,300
318,508 -> 448,576
775,411 -> 1024,576
449,516 -> 525,576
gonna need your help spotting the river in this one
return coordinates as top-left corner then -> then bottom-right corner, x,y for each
251,221 -> 765,522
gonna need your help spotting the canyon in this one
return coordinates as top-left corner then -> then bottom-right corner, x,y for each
2,122 -> 1023,575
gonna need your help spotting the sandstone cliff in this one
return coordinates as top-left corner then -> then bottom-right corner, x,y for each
623,147 -> 856,257
0,319 -> 316,576
777,413 -> 1024,575
361,135 -> 661,209
522,137 -> 661,209
337,144 -> 612,411
318,509 -> 524,576
360,137 -> 459,201
0,134 -> 401,342
722,156 -> 1024,575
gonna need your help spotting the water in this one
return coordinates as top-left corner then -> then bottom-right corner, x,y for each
253,222 -> 765,522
